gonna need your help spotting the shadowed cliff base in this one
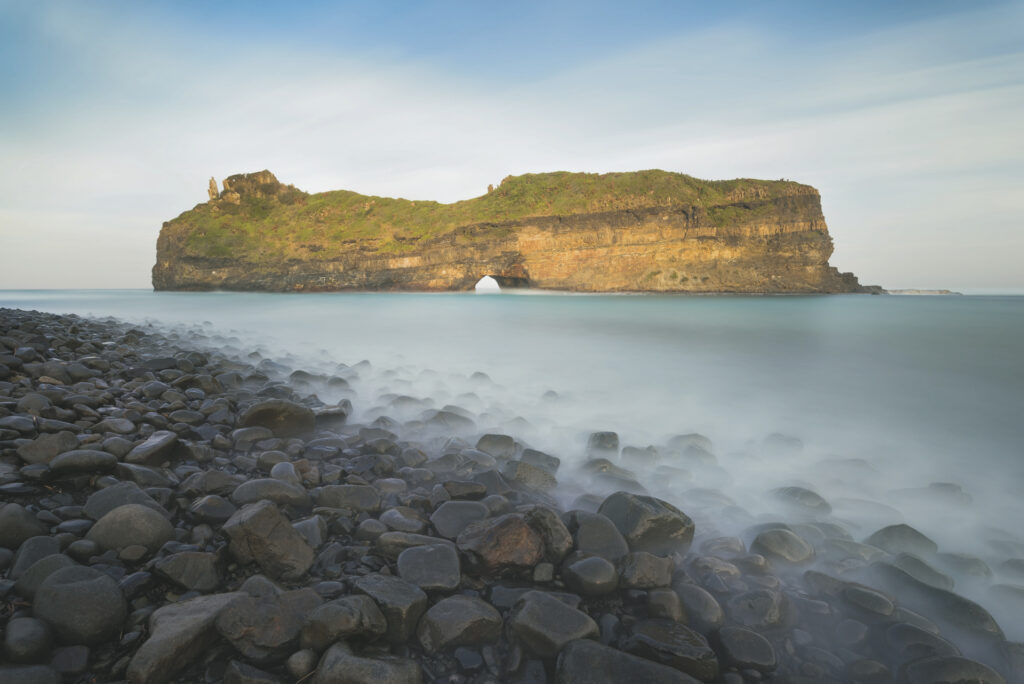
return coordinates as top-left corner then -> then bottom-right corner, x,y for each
152,170 -> 876,293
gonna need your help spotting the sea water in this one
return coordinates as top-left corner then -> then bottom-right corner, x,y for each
3,289 -> 1023,638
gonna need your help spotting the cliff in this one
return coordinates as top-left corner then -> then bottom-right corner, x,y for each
152,170 -> 870,293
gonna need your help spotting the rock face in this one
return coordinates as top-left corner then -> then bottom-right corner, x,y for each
152,170 -> 871,293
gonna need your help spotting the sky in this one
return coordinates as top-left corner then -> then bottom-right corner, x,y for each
1,0 -> 1022,292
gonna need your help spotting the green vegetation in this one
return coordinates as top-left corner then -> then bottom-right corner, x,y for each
176,170 -> 814,262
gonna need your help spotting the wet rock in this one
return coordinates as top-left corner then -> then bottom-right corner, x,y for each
586,431 -> 619,457
352,574 -> 428,643
300,595 -> 387,652
313,642 -> 422,684
49,645 -> 89,675
772,486 -> 832,516
521,448 -> 560,474
563,555 -> 619,596
379,506 -> 426,533
0,665 -> 63,684
623,619 -> 719,681
713,626 -> 776,673
619,551 -> 674,588
86,503 -> 174,554
726,589 -> 787,630
504,460 -> 557,490
673,582 -> 724,634
523,505 -> 574,563
0,503 -> 49,549
216,586 -> 323,663
49,449 -> 117,476
375,531 -> 456,559
315,484 -> 380,512
124,430 -> 179,465
557,638 -> 697,683
750,528 -> 815,565
16,431 -> 78,465
509,590 -> 598,657
865,524 -> 938,556
34,565 -> 127,645
84,481 -> 168,520
239,399 -> 315,438
397,543 -> 461,591
4,617 -> 53,663
416,594 -> 502,652
223,660 -> 281,684
13,554 -> 76,600
476,433 -> 516,459
649,587 -> 685,622
223,500 -> 315,580
231,478 -> 311,508
457,513 -> 544,574
155,551 -> 221,592
598,491 -> 695,556
430,500 -> 489,539
443,479 -> 487,500
846,659 -> 892,684
571,511 -> 630,561
892,552 -> 954,590
127,592 -> 245,684
900,655 -> 1005,684
883,622 -> 960,664
189,495 -> 236,524
10,536 -> 60,579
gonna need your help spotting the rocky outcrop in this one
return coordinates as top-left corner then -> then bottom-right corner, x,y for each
153,170 -> 872,293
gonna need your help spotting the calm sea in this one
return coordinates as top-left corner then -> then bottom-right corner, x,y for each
3,289 -> 1023,635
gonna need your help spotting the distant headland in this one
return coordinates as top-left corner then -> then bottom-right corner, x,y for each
152,170 -> 877,293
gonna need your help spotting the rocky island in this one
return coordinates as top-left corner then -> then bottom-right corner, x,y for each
152,170 -> 873,293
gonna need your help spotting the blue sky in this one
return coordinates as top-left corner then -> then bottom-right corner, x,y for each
1,0 -> 1022,290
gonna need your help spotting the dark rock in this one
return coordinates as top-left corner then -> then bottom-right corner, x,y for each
726,589 -> 787,630
557,638 -> 697,683
223,660 -> 282,684
623,619 -> 718,681
771,486 -> 831,516
900,655 -> 1005,684
842,583 -> 895,616
883,622 -> 960,664
523,505 -> 574,563
619,551 -> 674,588
648,588 -> 685,622
380,506 -> 426,533
216,586 -> 323,663
353,574 -> 428,643
586,431 -> 619,457
563,555 -> 619,596
127,592 -> 245,684
86,503 -> 174,553
375,531 -> 456,560
313,642 -> 422,684
49,645 -> 89,675
10,536 -> 60,579
865,524 -> 938,556
0,503 -> 49,549
476,433 -> 516,459
457,513 -> 544,574
430,500 -> 489,539
509,590 -> 598,657
34,565 -> 127,645
155,551 -> 221,592
892,552 -> 954,590
713,626 -> 776,673
444,479 -> 487,500
223,500 -> 314,580
598,491 -> 695,556
300,595 -> 387,652
84,481 -> 168,520
0,665 -> 63,684
416,594 -> 502,652
16,431 -> 78,465
504,460 -> 557,490
3,617 -> 53,663
673,583 -> 724,634
124,430 -> 179,465
239,399 -> 315,438
315,484 -> 380,512
14,554 -> 76,600
231,478 -> 311,508
189,495 -> 236,524
571,511 -> 630,561
397,543 -> 461,591
48,449 -> 116,476
750,528 -> 815,565
521,448 -> 560,474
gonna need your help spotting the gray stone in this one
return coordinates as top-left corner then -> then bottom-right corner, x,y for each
416,595 -> 502,652
751,528 -> 815,565
223,500 -> 314,580
622,619 -> 718,681
648,588 -> 684,622
503,460 -> 557,490
430,500 -> 489,539
223,660 -> 281,684
127,592 -> 245,684
557,638 -> 697,684
380,506 -> 427,533
313,642 -> 422,684
397,543 -> 461,591
521,448 -> 560,474
771,486 -> 832,516
523,505 -> 573,563
900,655 -> 1005,684
0,665 -> 63,684
0,504 -> 49,549
16,431 -> 78,465
231,478 -> 311,508
375,531 -> 456,560
619,551 -> 674,588
315,484 -> 380,512
84,481 -> 168,520
155,552 -> 221,592
352,574 -> 428,643
586,431 -> 619,457
476,434 -> 516,459
563,556 -> 619,596
714,626 -> 776,673
124,430 -> 179,465
456,513 -> 544,574
673,583 -> 724,634
216,586 -> 323,663
3,617 -> 52,663
571,511 -> 630,561
598,491 -> 695,556
10,536 -> 60,579
300,595 -> 387,652
726,589 -> 787,630
34,566 -> 126,645
86,503 -> 174,553
865,524 -> 938,556
239,400 -> 315,438
13,554 -> 76,600
189,495 -> 236,524
510,590 -> 598,657
49,449 -> 117,476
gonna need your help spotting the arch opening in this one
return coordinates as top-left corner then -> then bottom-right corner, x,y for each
474,276 -> 501,292
474,275 -> 531,292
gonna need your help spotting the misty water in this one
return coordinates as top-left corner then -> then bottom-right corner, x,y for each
4,289 -> 1024,645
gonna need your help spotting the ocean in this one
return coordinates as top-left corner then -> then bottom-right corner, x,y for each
3,289 -> 1023,639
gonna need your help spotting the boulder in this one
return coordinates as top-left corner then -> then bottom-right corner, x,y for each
397,544 -> 461,592
300,595 -> 387,652
231,478 -> 311,508
216,586 -> 323,663
430,500 -> 489,539
125,431 -> 179,465
352,575 -> 428,643
622,619 -> 718,681
223,500 -> 314,580
456,514 -> 544,574
416,595 -> 503,652
571,511 -> 629,561
313,642 -> 422,684
34,566 -> 127,645
239,400 -> 315,438
557,639 -> 697,684
713,626 -> 776,673
510,590 -> 598,657
598,491 -> 695,556
86,504 -> 175,554
0,504 -> 49,549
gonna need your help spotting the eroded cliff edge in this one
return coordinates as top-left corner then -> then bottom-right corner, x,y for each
152,170 -> 871,293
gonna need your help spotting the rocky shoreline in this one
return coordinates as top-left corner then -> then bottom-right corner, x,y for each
0,307 -> 1016,683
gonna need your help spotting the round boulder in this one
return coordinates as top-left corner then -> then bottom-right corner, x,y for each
34,566 -> 127,645
597,491 -> 694,556
86,504 -> 175,553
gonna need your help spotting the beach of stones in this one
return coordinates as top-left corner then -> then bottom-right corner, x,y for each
0,307 -> 1018,684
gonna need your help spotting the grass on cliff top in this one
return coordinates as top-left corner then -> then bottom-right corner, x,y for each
176,170 -> 814,261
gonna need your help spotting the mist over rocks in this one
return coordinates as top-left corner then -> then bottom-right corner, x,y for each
0,306 -> 1019,683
